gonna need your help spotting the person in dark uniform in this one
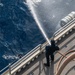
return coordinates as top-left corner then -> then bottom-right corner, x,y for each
44,40 -> 59,67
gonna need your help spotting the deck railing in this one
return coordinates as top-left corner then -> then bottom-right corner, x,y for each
11,44 -> 41,71
53,18 -> 75,37
0,20 -> 75,75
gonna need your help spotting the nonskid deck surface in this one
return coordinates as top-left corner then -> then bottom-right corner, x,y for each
16,30 -> 75,75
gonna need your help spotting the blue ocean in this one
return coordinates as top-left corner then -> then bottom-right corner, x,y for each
0,0 -> 45,70
0,0 -> 75,71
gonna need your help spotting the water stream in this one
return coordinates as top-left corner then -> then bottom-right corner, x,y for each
26,0 -> 51,45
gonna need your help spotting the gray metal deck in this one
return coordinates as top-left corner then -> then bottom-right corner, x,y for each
16,29 -> 75,75
1,19 -> 75,75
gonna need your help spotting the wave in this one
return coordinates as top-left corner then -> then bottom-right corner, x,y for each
0,3 -> 3,7
2,55 -> 19,60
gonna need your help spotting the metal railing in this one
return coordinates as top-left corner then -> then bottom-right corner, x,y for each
53,18 -> 75,37
0,65 -> 9,74
1,44 -> 42,75
10,44 -> 41,71
1,19 -> 75,75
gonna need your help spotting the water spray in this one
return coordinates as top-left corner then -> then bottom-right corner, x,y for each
26,0 -> 51,45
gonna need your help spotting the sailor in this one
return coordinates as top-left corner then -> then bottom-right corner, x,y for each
44,40 -> 59,67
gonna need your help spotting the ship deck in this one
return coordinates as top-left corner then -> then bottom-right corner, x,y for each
16,29 -> 75,75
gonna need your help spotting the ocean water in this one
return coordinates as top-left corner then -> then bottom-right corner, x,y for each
0,0 -> 75,71
0,0 -> 45,70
